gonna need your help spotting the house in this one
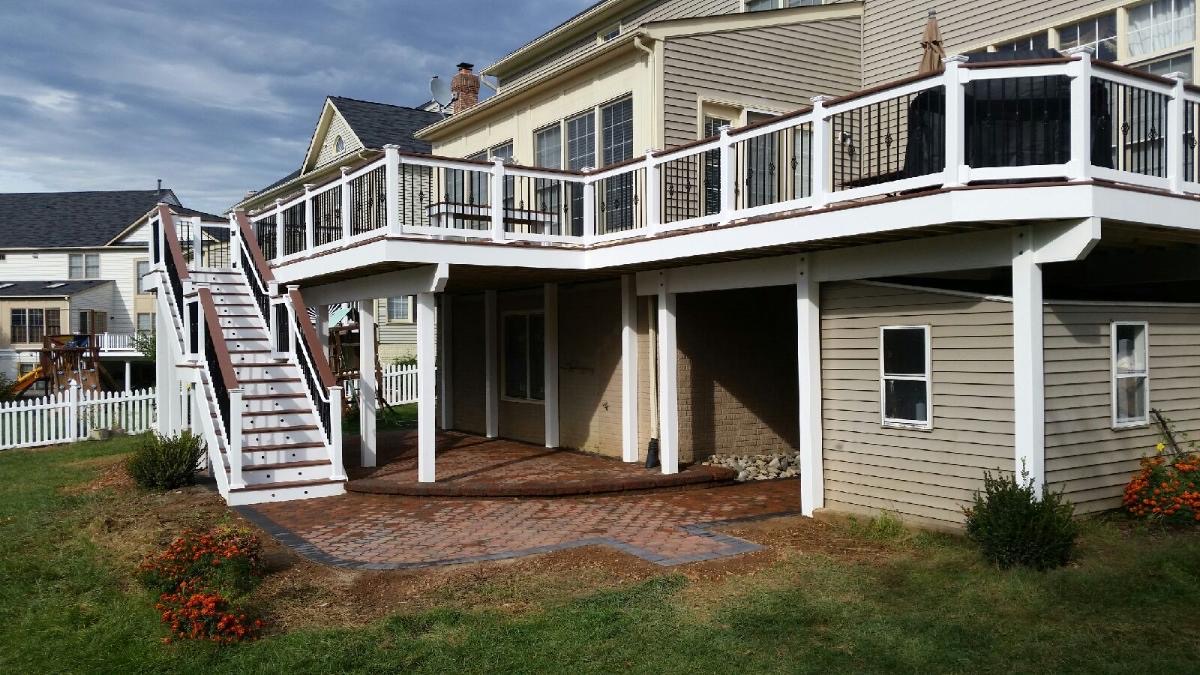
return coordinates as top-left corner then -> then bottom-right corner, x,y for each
155,0 -> 1200,527
235,97 -> 444,363
0,189 -> 223,393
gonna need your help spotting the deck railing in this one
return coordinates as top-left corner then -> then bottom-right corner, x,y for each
247,52 -> 1200,258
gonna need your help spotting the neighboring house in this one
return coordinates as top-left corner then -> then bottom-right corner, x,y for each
236,96 -> 443,362
0,190 -> 222,391
221,0 -> 1200,526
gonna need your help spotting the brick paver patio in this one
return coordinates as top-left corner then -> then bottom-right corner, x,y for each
238,480 -> 800,569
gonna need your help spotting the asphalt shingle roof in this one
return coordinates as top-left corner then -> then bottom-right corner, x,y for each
0,279 -> 111,298
328,97 -> 442,154
0,190 -> 174,249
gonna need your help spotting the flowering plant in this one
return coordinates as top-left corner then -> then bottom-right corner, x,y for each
1124,418 -> 1200,525
155,579 -> 264,644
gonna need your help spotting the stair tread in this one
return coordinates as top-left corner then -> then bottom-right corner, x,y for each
244,441 -> 326,452
246,424 -> 320,433
242,394 -> 306,401
242,409 -> 312,417
227,459 -> 329,472
230,477 -> 344,493
240,378 -> 302,383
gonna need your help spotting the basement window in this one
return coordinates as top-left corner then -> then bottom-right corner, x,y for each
880,325 -> 932,430
502,311 -> 544,402
1112,322 -> 1150,428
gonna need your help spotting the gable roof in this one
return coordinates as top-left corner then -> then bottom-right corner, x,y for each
328,97 -> 442,153
0,190 -> 179,249
0,279 -> 112,298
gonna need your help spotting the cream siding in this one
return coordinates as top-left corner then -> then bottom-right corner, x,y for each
314,109 -> 363,169
0,248 -> 144,335
1043,303 -> 1200,514
375,297 -> 418,362
662,18 -> 862,147
820,282 -> 1015,527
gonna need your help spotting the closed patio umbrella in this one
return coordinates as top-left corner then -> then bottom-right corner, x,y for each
919,9 -> 946,74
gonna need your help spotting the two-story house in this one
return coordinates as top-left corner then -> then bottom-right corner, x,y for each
162,0 -> 1200,523
0,189 -> 223,393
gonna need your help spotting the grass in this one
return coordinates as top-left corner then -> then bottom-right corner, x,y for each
341,403 -> 417,434
2,438 -> 1199,673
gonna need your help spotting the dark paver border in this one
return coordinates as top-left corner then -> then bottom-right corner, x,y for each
235,503 -> 802,571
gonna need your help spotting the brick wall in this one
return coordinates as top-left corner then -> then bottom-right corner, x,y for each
559,280 -> 624,456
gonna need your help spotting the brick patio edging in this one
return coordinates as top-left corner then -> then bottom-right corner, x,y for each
235,504 -> 802,570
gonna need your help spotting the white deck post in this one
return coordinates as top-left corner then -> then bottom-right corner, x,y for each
718,125 -> 735,221
1012,227 -> 1046,492
191,217 -> 202,267
581,169 -> 596,242
1066,48 -> 1094,181
656,283 -> 679,475
315,304 -> 330,357
942,56 -> 969,188
340,166 -> 353,240
358,299 -> 378,467
810,96 -> 833,208
491,158 -> 507,243
124,360 -> 132,393
621,274 -> 639,463
1168,72 -> 1187,194
644,150 -> 661,237
416,292 -> 437,482
543,283 -> 560,448
384,145 -> 401,235
439,295 -> 454,430
328,386 -> 347,480
303,184 -> 316,250
484,289 -> 499,438
274,199 -> 285,260
67,380 -> 80,442
155,308 -> 173,435
796,256 -> 824,516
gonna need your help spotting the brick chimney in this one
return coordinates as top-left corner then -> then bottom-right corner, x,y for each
451,62 -> 480,114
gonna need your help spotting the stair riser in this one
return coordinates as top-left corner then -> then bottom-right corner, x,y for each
240,397 -> 307,414
228,352 -> 283,366
225,481 -> 345,506
218,316 -> 265,330
240,380 -> 307,396
212,293 -> 251,306
234,365 -> 298,381
243,427 -> 326,446
243,446 -> 328,465
242,412 -> 318,430
241,463 -> 334,485
226,340 -> 273,352
220,327 -> 270,342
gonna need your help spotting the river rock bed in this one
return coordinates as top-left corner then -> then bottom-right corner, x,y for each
702,452 -> 801,481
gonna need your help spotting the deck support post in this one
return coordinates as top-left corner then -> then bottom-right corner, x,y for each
384,145 -> 401,235
484,290 -> 499,438
796,256 -> 824,517
621,275 -> 639,463
340,166 -> 353,240
439,295 -> 453,430
315,304 -> 329,358
124,360 -> 132,393
358,299 -> 378,468
417,292 -> 437,482
1012,226 -> 1046,492
656,281 -> 679,475
303,184 -> 315,251
544,283 -> 559,448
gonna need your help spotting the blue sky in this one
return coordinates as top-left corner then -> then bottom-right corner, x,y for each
0,0 -> 594,214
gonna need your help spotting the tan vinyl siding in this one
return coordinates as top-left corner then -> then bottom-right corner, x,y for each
374,298 -> 417,362
861,0 -> 1101,86
820,282 -> 1015,527
662,18 -> 862,147
1043,303 -> 1200,514
315,110 -> 362,169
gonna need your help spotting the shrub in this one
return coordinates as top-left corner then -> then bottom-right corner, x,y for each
156,579 -> 264,644
126,431 -> 206,491
137,526 -> 265,597
1124,452 -> 1200,524
964,469 -> 1079,570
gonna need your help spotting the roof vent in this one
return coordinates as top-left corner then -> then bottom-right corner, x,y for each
0,283 -> 13,290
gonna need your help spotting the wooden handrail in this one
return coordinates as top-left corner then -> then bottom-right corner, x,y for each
157,204 -> 191,281
234,211 -> 275,283
197,288 -> 239,388
287,288 -> 337,389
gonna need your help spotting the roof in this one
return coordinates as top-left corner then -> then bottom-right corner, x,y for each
0,279 -> 111,298
327,97 -> 442,153
487,0 -> 616,75
0,190 -> 177,249
172,204 -> 227,222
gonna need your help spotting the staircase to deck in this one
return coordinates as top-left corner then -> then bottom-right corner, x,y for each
149,206 -> 346,505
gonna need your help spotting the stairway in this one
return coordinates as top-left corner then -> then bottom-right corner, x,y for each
191,269 -> 346,505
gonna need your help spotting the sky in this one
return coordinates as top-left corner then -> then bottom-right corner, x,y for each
0,0 -> 594,215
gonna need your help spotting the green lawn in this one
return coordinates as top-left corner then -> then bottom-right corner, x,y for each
2,438 -> 1199,673
341,403 -> 418,434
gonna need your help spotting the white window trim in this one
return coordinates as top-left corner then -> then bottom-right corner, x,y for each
880,325 -> 934,431
1111,320 -> 1151,430
386,296 -> 414,324
500,309 -> 545,405
597,21 -> 621,43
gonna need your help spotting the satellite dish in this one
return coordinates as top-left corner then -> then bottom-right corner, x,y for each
430,76 -> 453,108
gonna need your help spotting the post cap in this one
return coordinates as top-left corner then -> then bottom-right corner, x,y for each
943,54 -> 970,65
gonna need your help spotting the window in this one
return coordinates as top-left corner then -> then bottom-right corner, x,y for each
880,326 -> 932,429
601,97 -> 635,232
68,253 -> 100,279
1058,13 -> 1118,62
565,110 -> 596,236
703,115 -> 731,216
387,296 -> 412,323
1137,50 -> 1194,80
136,312 -> 154,335
996,33 -> 1050,52
46,309 -> 60,337
598,23 -> 620,42
10,308 -> 53,344
1112,322 -> 1150,427
135,260 -> 150,292
334,135 -> 346,154
746,0 -> 821,10
503,312 -> 545,401
1129,0 -> 1196,57
534,125 -> 562,169
78,310 -> 107,335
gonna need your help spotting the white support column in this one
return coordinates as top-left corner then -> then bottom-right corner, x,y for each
328,386 -> 347,480
543,283 -> 559,448
796,256 -> 824,516
942,56 -> 969,188
228,388 -> 245,489
581,169 -> 596,242
1066,48 -> 1094,181
274,199 -> 285,260
656,283 -> 679,475
809,96 -> 833,208
490,158 -> 506,243
191,217 -> 202,268
416,292 -> 437,482
124,360 -> 132,393
1012,227 -> 1046,492
303,184 -> 315,251
1168,72 -> 1187,194
439,295 -> 454,430
718,125 -> 735,220
358,300 -> 378,467
384,145 -> 401,235
155,307 -> 173,435
621,275 -> 639,463
316,304 -> 330,358
643,150 -> 661,237
484,290 -> 499,438
340,166 -> 353,240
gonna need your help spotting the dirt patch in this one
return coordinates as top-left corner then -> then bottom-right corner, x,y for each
63,454 -> 135,495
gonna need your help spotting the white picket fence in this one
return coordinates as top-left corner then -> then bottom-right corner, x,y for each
345,363 -> 420,406
0,386 -> 157,450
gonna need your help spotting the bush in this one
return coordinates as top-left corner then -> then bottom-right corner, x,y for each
1124,451 -> 1200,524
964,469 -> 1079,570
126,431 -> 206,491
156,580 -> 264,644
